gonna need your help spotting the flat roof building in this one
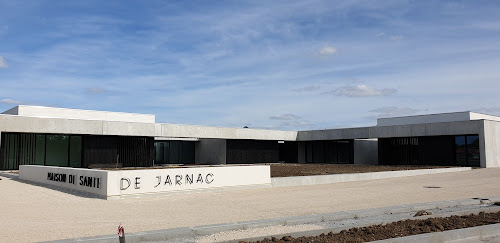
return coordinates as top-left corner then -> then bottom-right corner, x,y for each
1,106 -> 499,170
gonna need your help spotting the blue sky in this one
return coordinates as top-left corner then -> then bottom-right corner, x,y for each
1,0 -> 499,130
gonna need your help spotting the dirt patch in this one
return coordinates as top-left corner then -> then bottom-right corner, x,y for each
270,164 -> 451,177
93,163 -> 457,177
241,211 -> 500,243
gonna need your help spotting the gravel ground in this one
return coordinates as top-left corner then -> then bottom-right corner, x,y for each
1,168 -> 499,242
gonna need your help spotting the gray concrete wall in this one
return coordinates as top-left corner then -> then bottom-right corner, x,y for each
353,139 -> 378,165
195,139 -> 227,164
161,124 -> 297,141
376,112 -> 472,126
481,120 -> 500,168
297,127 -> 370,141
297,121 -> 481,141
0,114 -> 297,141
369,120 -> 481,138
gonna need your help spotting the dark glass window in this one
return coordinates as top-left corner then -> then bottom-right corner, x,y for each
35,135 -> 45,165
455,136 -> 467,166
306,142 -> 313,163
313,141 -> 325,163
337,141 -> 350,163
466,135 -> 480,167
155,142 -> 165,163
154,140 -> 195,164
455,135 -> 480,167
304,140 -> 353,164
45,135 -> 69,167
182,141 -> 195,164
169,141 -> 181,163
69,136 -> 82,168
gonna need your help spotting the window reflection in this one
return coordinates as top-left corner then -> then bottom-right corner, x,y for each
455,135 -> 480,167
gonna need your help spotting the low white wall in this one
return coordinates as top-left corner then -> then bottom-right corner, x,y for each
19,165 -> 271,199
110,165 -> 270,196
19,165 -> 110,196
271,167 -> 471,187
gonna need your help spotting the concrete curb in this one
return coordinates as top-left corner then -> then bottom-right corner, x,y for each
45,196 -> 500,243
370,223 -> 500,243
271,167 -> 472,187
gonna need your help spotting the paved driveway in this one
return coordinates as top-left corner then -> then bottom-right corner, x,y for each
1,168 -> 499,242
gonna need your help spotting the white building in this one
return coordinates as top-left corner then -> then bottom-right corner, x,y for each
1,105 -> 499,169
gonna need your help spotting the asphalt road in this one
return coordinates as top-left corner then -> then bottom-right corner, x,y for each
1,168 -> 499,242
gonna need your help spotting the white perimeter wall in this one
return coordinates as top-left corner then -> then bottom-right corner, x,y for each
19,165 -> 271,199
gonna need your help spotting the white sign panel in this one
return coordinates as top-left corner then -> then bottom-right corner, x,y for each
19,165 -> 109,196
19,165 -> 271,199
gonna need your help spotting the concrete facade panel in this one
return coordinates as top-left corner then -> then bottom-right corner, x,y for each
0,115 -> 104,135
161,124 -> 296,141
296,127 -> 369,141
342,127 -> 370,139
369,125 -> 412,138
102,121 -> 156,136
424,121 -> 480,136
377,112 -> 471,126
410,124 -> 427,136
236,128 -> 297,141
297,129 -> 343,141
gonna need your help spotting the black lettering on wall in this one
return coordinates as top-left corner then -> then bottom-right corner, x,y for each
206,173 -> 214,184
120,178 -> 131,190
155,176 -> 161,188
134,177 -> 141,189
196,174 -> 204,184
47,172 -> 67,183
164,175 -> 172,186
186,174 -> 193,185
175,175 -> 182,185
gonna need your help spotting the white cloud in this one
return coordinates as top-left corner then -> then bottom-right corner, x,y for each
0,98 -> 23,105
328,84 -> 397,97
376,32 -> 385,37
269,113 -> 301,120
318,46 -> 337,55
0,56 -> 8,68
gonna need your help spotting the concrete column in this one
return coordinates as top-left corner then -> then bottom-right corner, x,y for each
195,139 -> 227,165
353,139 -> 378,165
480,120 -> 500,168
